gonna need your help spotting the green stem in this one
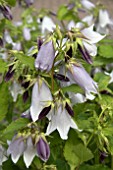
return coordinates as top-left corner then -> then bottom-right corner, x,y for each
86,130 -> 96,147
111,155 -> 113,170
51,66 -> 54,93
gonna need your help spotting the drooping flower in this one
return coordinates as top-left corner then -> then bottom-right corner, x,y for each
68,63 -> 98,100
30,79 -> 53,122
96,9 -> 113,34
0,5 -> 13,20
7,135 -> 26,164
81,0 -> 95,10
0,144 -> 7,166
40,16 -> 56,34
46,105 -> 79,140
23,27 -> 31,41
24,0 -> 34,7
23,137 -> 36,168
36,137 -> 50,162
35,40 -> 55,72
80,25 -> 106,57
9,81 -> 23,102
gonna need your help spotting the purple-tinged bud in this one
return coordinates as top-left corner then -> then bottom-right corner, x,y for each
36,137 -> 50,162
78,44 -> 93,64
37,37 -> 43,50
65,102 -> 74,117
24,0 -> 34,7
35,40 -> 55,72
99,150 -> 108,163
54,74 -> 70,82
66,47 -> 73,58
38,105 -> 51,120
0,37 -> 3,47
0,5 -> 13,20
67,3 -> 75,10
21,109 -> 31,119
23,91 -> 29,103
4,65 -> 15,82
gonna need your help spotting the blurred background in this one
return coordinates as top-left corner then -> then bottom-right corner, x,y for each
12,0 -> 113,20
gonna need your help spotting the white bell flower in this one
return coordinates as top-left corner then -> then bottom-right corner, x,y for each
30,79 -> 53,122
46,105 -> 79,140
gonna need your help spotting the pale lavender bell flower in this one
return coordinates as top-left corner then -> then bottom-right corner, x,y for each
35,40 -> 55,72
7,136 -> 26,164
68,63 -> 98,100
36,137 -> 50,162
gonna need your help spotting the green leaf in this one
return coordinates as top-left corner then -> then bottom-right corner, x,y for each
64,130 -> 93,169
94,72 -> 110,91
79,164 -> 111,170
11,51 -> 35,70
5,0 -> 16,6
2,118 -> 29,140
0,83 -> 9,121
99,45 -> 113,58
0,59 -> 7,73
62,84 -> 83,93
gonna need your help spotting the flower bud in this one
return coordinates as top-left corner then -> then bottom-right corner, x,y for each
4,65 -> 15,82
65,102 -> 74,117
35,40 -> 55,72
0,5 -> 13,20
36,137 -> 50,162
38,105 -> 51,120
78,44 -> 92,64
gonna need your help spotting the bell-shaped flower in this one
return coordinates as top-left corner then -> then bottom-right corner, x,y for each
35,40 -> 55,72
36,137 -> 50,162
23,27 -> 31,41
81,25 -> 106,57
7,136 -> 26,164
30,79 -> 53,122
96,9 -> 113,34
46,105 -> 79,140
68,15 -> 93,30
40,16 -> 56,34
23,137 -> 36,168
68,63 -> 98,100
9,81 -> 23,102
24,0 -> 34,7
81,0 -> 95,10
0,144 -> 7,166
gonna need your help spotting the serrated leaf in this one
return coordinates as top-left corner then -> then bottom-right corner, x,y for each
5,0 -> 16,6
11,51 -> 35,70
0,59 -> 7,73
64,130 -> 93,169
0,83 -> 9,121
62,84 -> 83,93
99,45 -> 113,58
2,118 -> 29,140
94,72 -> 110,91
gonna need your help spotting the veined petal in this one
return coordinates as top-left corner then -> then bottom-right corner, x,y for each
7,137 -> 25,164
23,137 -> 36,168
99,10 -> 111,28
82,41 -> 97,56
30,80 -> 53,122
81,25 -> 106,44
41,16 -> 56,34
46,106 -> 78,140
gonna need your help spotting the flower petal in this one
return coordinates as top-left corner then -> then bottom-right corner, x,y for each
23,137 -> 36,168
81,25 -> 106,44
82,41 -> 97,56
30,80 -> 53,122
